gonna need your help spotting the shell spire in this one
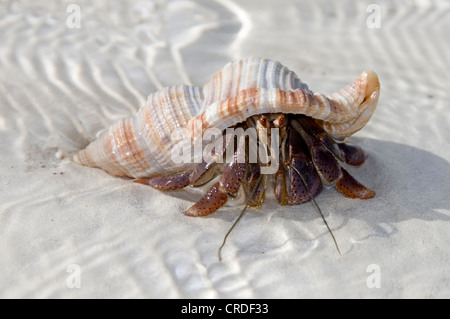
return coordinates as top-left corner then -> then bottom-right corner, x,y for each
74,117 -> 139,177
74,85 -> 203,178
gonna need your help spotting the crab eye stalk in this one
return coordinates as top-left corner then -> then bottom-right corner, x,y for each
258,115 -> 268,127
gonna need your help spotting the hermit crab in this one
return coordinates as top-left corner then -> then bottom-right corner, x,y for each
74,57 -> 380,257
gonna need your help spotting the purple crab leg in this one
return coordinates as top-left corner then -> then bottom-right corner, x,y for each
336,168 -> 375,199
134,171 -> 192,190
309,144 -> 340,183
183,182 -> 229,217
295,115 -> 344,161
291,118 -> 341,183
337,143 -> 367,166
134,162 -> 215,191
276,126 -> 322,205
285,154 -> 323,205
184,156 -> 247,217
244,163 -> 265,207
297,115 -> 368,166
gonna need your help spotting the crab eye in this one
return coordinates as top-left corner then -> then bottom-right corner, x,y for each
259,115 -> 268,127
274,115 -> 286,127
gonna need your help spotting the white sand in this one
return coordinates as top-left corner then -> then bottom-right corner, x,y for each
0,0 -> 449,298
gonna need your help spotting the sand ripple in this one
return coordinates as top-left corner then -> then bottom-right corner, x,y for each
0,0 -> 449,298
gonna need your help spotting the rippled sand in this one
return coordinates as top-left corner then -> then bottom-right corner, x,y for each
0,0 -> 449,298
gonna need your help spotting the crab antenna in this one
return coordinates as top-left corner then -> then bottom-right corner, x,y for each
218,174 -> 263,261
288,163 -> 341,256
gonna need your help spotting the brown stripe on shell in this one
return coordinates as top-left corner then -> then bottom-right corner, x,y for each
75,85 -> 203,179
139,100 -> 169,171
113,118 -> 150,176
192,86 -> 367,134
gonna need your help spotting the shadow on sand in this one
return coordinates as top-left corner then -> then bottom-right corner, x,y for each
153,138 -> 450,228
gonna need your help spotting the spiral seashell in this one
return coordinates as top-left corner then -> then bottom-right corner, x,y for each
74,57 -> 380,179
